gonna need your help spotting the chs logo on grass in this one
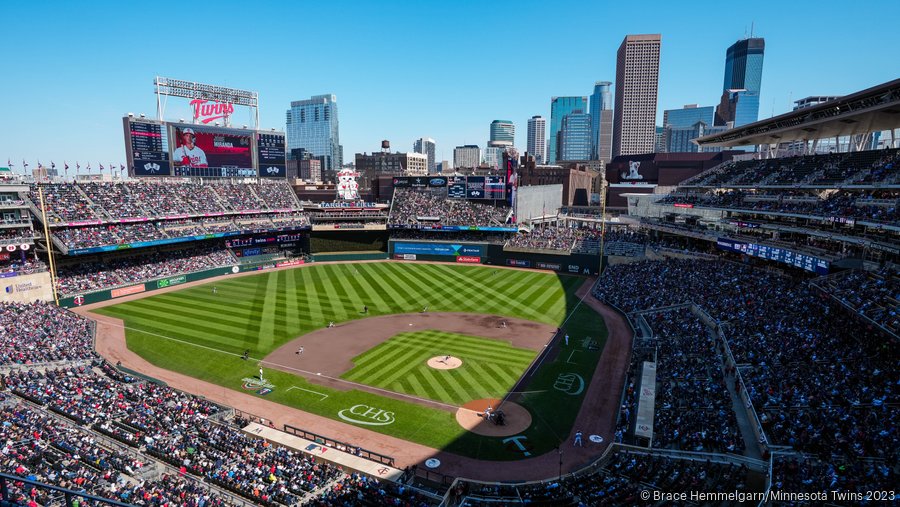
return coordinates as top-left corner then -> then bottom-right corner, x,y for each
143,162 -> 161,173
338,404 -> 396,426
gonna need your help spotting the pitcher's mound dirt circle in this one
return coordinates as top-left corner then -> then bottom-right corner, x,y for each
427,356 -> 462,370
456,398 -> 532,437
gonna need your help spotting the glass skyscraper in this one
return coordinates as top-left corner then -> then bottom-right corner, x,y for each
715,38 -> 765,127
489,120 -> 515,146
589,81 -> 613,161
559,111 -> 592,161
549,96 -> 587,163
286,94 -> 342,181
663,104 -> 715,128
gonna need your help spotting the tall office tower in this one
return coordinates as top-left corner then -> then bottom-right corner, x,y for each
489,120 -> 515,147
453,145 -> 481,169
613,34 -> 661,156
286,94 -> 342,181
549,96 -> 587,163
413,137 -> 436,173
559,111 -> 592,161
482,145 -> 504,169
715,37 -> 765,126
589,81 -> 613,161
527,115 -> 547,163
662,104 -> 717,152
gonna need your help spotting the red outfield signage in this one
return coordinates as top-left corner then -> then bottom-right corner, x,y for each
456,256 -> 481,264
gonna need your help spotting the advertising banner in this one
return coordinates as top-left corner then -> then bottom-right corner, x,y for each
393,242 -> 485,257
455,256 -> 481,264
111,284 -> 146,298
0,272 -> 53,304
156,275 -> 187,289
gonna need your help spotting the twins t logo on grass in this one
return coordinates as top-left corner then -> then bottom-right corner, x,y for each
338,404 -> 396,426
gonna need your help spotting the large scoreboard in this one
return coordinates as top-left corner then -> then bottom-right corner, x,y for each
393,174 -> 506,200
123,117 -> 286,178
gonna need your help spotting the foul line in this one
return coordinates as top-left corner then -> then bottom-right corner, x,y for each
286,386 -> 329,401
104,320 -> 462,411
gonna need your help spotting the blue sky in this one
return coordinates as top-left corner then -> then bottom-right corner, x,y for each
1,0 -> 896,171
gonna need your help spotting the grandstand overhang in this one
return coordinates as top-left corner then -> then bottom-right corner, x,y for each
694,78 -> 900,147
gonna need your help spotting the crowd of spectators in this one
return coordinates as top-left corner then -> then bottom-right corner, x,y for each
56,246 -> 236,296
51,212 -> 310,250
682,148 -> 899,188
0,227 -> 36,244
455,448 -> 760,506
389,230 -> 510,244
506,226 -> 578,252
593,258 -> 899,492
27,181 -> 304,224
821,266 -> 899,333
660,188 -> 899,224
620,309 -> 745,454
0,301 -> 94,365
389,189 -> 508,227
0,255 -> 46,276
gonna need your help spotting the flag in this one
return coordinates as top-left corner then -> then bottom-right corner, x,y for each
64,162 -> 69,171
76,162 -> 81,170
99,163 -> 104,171
6,159 -> 11,168
23,160 -> 28,168
119,164 -> 125,171
37,160 -> 43,169
51,161 -> 56,169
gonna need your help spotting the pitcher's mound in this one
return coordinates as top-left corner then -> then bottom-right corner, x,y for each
427,356 -> 462,370
456,398 -> 532,437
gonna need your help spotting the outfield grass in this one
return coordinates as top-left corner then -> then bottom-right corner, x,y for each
95,262 -> 607,460
342,330 -> 536,406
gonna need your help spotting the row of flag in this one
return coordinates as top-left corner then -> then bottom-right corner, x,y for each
7,159 -> 126,173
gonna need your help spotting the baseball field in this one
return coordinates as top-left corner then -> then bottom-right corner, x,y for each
93,262 -> 607,460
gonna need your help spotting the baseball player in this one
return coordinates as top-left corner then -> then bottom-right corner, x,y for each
173,128 -> 208,168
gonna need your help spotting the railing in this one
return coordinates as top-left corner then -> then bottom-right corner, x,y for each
282,423 -> 396,467
0,472 -> 134,507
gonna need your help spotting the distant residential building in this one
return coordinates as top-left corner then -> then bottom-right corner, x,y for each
559,111 -> 592,161
453,145 -> 481,169
286,94 -> 343,181
589,81 -> 613,162
355,151 -> 428,189
715,38 -> 765,126
666,121 -> 726,153
527,115 -> 547,164
413,137 -> 436,173
489,120 -> 515,147
549,96 -> 587,163
613,34 -> 661,156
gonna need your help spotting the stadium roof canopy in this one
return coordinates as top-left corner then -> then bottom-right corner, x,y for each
695,78 -> 900,148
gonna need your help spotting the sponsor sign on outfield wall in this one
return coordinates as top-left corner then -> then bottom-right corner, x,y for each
393,242 -> 485,257
157,275 -> 187,289
111,284 -> 146,298
455,256 -> 481,264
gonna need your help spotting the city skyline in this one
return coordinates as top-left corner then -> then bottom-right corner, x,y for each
1,1 -> 895,169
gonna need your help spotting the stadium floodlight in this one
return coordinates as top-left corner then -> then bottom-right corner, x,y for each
154,76 -> 260,129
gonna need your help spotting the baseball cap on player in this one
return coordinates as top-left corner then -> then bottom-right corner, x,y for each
183,128 -> 195,135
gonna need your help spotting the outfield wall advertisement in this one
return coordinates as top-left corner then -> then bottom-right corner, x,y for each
392,242 -> 485,257
59,266 -> 238,308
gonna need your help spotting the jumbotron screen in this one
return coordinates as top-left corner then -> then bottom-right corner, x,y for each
171,123 -> 254,177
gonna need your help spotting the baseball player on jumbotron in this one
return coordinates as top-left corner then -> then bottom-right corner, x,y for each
173,128 -> 208,168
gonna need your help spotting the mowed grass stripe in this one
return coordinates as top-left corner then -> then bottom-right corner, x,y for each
465,360 -> 511,397
336,265 -> 380,313
379,263 -> 437,308
105,298 -> 260,329
110,312 -> 248,351
343,344 -> 426,383
356,266 -> 410,312
362,264 -> 418,311
345,265 -> 393,313
379,338 -> 535,366
299,266 -> 325,324
418,367 -> 454,404
426,263 -> 550,320
256,271 -> 282,350
382,264 -> 461,309
383,331 -> 536,361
